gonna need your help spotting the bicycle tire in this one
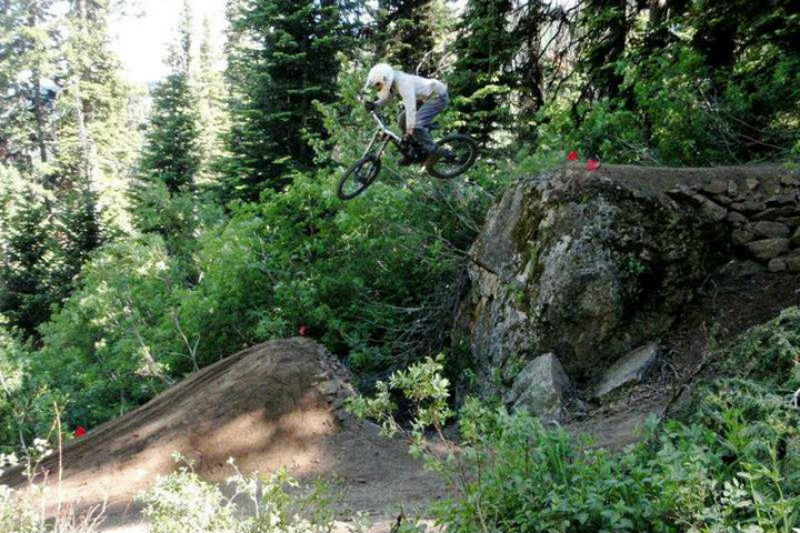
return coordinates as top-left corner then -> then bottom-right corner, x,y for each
425,134 -> 478,179
337,155 -> 381,200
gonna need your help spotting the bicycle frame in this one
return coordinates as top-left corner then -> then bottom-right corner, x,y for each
361,111 -> 402,161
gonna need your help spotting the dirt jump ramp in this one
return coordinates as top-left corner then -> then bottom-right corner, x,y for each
0,338 -> 442,518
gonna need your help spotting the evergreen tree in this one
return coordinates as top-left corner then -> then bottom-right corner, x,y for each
222,0 -> 344,203
373,0 -> 436,71
511,1 -> 561,144
139,76 -> 199,195
0,0 -> 58,169
449,0 -> 515,144
577,0 -> 629,101
57,180 -> 102,282
195,16 -> 228,183
55,0 -> 139,235
0,165 -> 58,337
131,5 -> 201,264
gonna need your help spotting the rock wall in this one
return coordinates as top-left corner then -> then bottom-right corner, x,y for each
456,163 -> 799,418
665,172 -> 800,270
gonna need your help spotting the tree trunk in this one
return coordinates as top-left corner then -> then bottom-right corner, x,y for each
73,0 -> 93,183
28,3 -> 48,163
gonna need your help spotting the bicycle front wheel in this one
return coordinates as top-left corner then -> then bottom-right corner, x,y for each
425,134 -> 478,179
337,155 -> 381,200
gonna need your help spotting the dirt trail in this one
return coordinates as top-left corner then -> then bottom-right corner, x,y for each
5,273 -> 794,532
565,270 -> 800,450
0,338 -> 445,531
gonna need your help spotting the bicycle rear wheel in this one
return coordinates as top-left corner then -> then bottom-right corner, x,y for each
337,155 -> 381,200
425,134 -> 478,179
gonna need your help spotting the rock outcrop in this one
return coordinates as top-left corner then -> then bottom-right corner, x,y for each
456,163 -> 799,416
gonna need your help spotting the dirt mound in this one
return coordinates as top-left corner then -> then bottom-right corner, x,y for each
0,338 -> 444,522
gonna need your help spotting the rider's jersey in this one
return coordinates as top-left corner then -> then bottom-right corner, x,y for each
374,70 -> 448,132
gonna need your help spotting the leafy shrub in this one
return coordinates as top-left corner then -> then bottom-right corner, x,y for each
140,454 -> 363,533
0,485 -> 39,533
32,235 -> 186,428
350,311 -> 800,533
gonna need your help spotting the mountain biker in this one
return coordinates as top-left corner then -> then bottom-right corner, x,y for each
362,63 -> 449,164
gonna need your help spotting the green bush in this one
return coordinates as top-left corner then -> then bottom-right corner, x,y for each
350,310 -> 800,533
2,62 -> 511,443
140,454 -> 361,533
0,485 -> 39,533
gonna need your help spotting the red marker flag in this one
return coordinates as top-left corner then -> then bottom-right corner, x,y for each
566,150 -> 578,161
74,426 -> 87,438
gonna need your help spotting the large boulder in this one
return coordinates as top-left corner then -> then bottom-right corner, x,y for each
592,343 -> 659,399
456,164 -> 796,406
502,353 -> 570,421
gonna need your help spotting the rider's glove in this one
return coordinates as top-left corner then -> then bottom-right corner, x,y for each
363,101 -> 376,112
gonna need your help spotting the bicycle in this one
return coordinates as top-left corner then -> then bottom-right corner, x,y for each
337,109 -> 478,200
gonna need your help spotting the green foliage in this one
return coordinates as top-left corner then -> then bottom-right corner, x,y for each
348,354 -> 452,441
720,306 -> 800,388
130,62 -> 213,274
0,167 -> 60,335
555,0 -> 800,164
135,73 -> 200,196
449,0 -> 514,144
372,0 -> 437,71
140,455 -> 237,533
33,236 -> 185,427
1,0 -> 140,336
350,311 -> 800,533
194,16 -> 229,184
221,0 -> 347,202
140,454 -> 357,533
55,0 -> 140,234
0,0 -> 59,169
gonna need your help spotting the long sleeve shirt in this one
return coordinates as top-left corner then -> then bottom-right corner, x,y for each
371,70 -> 448,132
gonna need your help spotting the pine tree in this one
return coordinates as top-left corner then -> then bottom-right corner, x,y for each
577,0 -> 629,101
449,0 -> 515,144
0,165 -> 58,337
141,77 -> 199,195
0,0 -> 58,169
55,0 -> 138,234
373,0 -> 436,71
195,16 -> 228,183
130,70 -> 200,262
222,0 -> 344,203
131,3 -> 200,263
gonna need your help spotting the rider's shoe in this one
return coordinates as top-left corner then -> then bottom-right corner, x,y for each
398,138 -> 415,165
412,128 -> 438,156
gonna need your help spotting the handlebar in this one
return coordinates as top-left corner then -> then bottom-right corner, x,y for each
370,110 -> 402,142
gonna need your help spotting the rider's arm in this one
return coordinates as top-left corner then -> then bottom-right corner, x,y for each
397,75 -> 417,136
402,97 -> 417,136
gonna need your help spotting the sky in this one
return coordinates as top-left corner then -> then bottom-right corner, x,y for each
110,0 -> 227,85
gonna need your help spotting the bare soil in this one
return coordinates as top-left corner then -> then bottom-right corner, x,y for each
4,267 -> 797,532
0,338 -> 445,532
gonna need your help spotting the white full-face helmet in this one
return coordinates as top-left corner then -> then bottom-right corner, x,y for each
366,63 -> 395,92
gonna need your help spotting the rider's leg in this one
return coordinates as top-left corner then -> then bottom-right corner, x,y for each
412,127 -> 437,154
414,92 -> 449,155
